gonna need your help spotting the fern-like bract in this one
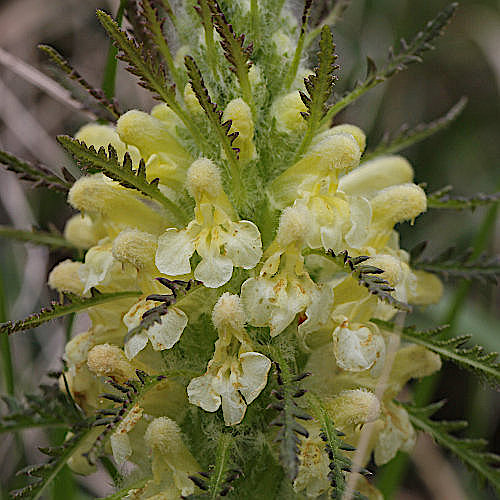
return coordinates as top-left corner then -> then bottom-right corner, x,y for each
57,136 -> 189,225
427,185 -> 500,210
405,402 -> 500,493
321,3 -> 458,124
363,97 -> 467,161
0,149 -> 73,192
374,319 -> 500,389
1,289 -> 141,336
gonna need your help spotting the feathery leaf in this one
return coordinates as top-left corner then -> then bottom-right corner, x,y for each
84,370 -> 165,465
1,290 -> 141,336
97,9 -> 204,149
269,361 -> 313,481
405,402 -> 500,492
0,149 -> 73,192
39,44 -> 121,120
412,244 -> 500,284
207,0 -> 254,105
187,434 -> 239,499
305,249 -> 412,312
363,97 -> 467,161
1,380 -> 84,435
308,394 -> 369,500
57,136 -> 189,225
0,226 -> 78,250
184,55 -> 245,201
295,25 -> 338,158
321,3 -> 458,124
374,319 -> 500,389
427,185 -> 500,210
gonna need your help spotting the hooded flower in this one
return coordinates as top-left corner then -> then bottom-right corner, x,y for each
155,159 -> 262,288
187,293 -> 271,425
241,205 -> 333,336
123,298 -> 188,360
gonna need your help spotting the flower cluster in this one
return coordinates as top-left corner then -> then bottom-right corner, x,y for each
43,2 -> 449,498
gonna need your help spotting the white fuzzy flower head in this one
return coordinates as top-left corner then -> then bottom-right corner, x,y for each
212,292 -> 246,334
276,204 -> 311,248
186,158 -> 224,202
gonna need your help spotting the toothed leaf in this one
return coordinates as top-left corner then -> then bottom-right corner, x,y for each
38,44 -> 121,120
363,97 -> 467,161
1,290 -> 141,336
57,136 -> 188,225
0,149 -> 72,192
427,186 -> 500,210
0,226 -> 78,250
412,245 -> 500,284
405,402 -> 500,493
374,320 -> 500,389
322,3 -> 458,123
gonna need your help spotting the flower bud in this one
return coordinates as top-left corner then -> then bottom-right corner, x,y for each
222,98 -> 256,162
48,259 -> 85,296
370,183 -> 427,227
184,83 -> 203,114
63,214 -> 100,249
150,103 -> 180,132
409,270 -> 444,305
272,91 -> 307,133
68,175 -> 166,235
339,156 -> 414,196
117,110 -> 191,166
276,204 -> 310,247
327,389 -> 380,427
313,124 -> 366,153
186,158 -> 224,202
112,229 -> 157,270
212,292 -> 246,333
87,344 -> 136,382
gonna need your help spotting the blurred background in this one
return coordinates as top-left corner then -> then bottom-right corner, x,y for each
0,0 -> 499,498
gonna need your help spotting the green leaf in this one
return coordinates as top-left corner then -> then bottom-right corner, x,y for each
305,249 -> 412,312
96,479 -> 149,500
268,357 -> 313,481
405,402 -> 500,493
0,226 -> 78,250
140,0 -> 183,89
295,25 -> 338,159
39,44 -> 121,120
373,319 -> 500,389
284,0 -> 313,90
1,290 -> 141,336
412,244 -> 500,284
0,148 -> 73,192
207,0 -> 254,106
97,9 -> 204,150
363,97 -> 467,161
321,3 -> 458,125
427,185 -> 500,210
11,427 -> 93,500
84,370 -> 166,465
307,394 -> 368,500
1,381 -> 83,435
57,136 -> 189,225
184,55 -> 245,202
187,433 -> 238,499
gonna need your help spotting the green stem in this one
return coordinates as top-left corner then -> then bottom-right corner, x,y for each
102,0 -> 128,100
0,272 -> 13,395
250,0 -> 259,44
101,456 -> 122,486
377,183 -> 500,498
